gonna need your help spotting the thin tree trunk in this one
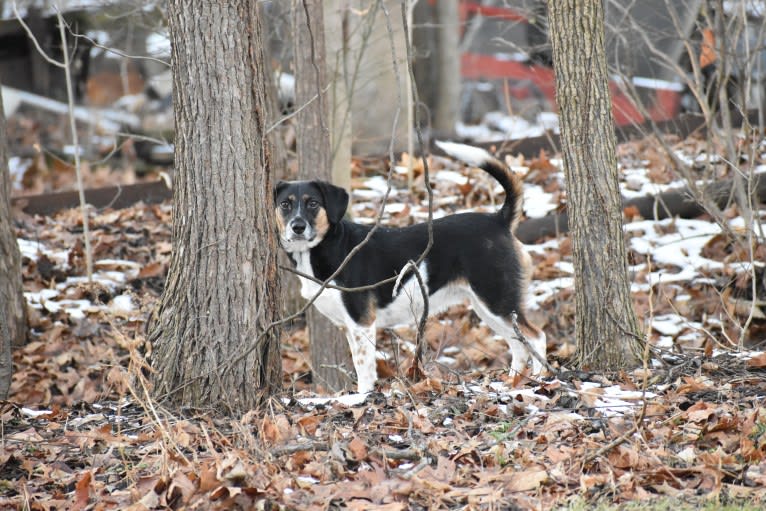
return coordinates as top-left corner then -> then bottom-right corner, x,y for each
148,1 -> 282,413
293,0 -> 354,393
0,86 -> 27,399
547,0 -> 641,369
433,0 -> 460,134
325,0 -> 352,193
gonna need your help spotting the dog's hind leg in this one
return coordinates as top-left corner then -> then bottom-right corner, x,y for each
346,324 -> 378,393
516,318 -> 547,376
468,296 -> 547,377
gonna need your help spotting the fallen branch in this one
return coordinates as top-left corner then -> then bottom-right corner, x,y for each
270,440 -> 426,461
515,170 -> 766,243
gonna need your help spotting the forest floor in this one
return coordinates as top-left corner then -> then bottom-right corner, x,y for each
2,111 -> 766,510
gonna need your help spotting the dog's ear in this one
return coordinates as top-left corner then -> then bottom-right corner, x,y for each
315,181 -> 349,224
273,180 -> 288,205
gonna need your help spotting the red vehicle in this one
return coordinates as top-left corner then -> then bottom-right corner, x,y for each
457,1 -> 704,127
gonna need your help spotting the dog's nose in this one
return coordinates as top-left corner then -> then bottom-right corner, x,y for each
291,218 -> 307,235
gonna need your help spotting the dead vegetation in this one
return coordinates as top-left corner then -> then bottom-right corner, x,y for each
3,114 -> 766,508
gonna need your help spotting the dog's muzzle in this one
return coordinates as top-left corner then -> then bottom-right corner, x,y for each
289,218 -> 308,237
282,217 -> 318,250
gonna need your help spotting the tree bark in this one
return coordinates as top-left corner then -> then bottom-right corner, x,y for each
0,84 -> 27,399
293,0 -> 355,393
547,0 -> 641,369
324,1 -> 352,193
346,0 -> 409,155
432,0 -> 460,134
148,1 -> 282,413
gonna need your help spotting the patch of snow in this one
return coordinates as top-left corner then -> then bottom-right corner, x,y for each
21,407 -> 53,418
580,382 -> 657,417
619,167 -> 686,199
8,157 -> 30,190
62,145 -> 85,156
456,111 -> 558,143
528,277 -> 573,309
537,112 -> 559,132
656,336 -> 675,349
632,76 -> 685,92
523,184 -> 557,218
524,238 -> 563,256
722,1 -> 765,17
24,289 -> 60,310
18,239 -> 46,261
146,32 -> 171,58
2,86 -> 139,132
435,170 -> 469,185
296,393 -> 369,408
651,314 -> 685,336
626,218 -> 730,285
111,294 -> 134,313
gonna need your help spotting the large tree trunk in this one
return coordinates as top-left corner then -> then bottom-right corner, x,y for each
148,1 -> 282,413
293,0 -> 354,393
0,86 -> 27,399
546,0 -> 641,369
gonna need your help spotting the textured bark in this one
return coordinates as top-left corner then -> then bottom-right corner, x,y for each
0,89 -> 27,399
546,0 -> 641,369
293,0 -> 354,393
148,1 -> 282,413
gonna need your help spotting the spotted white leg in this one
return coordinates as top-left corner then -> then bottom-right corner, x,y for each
346,323 -> 377,393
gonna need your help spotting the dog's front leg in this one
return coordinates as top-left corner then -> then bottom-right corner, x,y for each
345,324 -> 377,393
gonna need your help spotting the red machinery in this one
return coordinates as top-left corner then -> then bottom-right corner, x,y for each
458,1 -> 685,126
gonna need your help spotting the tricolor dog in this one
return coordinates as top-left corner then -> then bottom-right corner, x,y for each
275,141 -> 546,393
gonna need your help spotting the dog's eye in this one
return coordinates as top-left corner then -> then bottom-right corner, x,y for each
307,199 -> 319,209
280,200 -> 291,210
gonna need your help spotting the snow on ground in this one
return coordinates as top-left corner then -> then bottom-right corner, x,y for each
20,238 -> 142,320
16,124 -> 764,410
456,111 -> 559,142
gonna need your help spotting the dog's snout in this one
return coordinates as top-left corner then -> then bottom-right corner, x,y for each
290,218 -> 307,235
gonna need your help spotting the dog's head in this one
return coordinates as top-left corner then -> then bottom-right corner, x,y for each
273,180 -> 349,252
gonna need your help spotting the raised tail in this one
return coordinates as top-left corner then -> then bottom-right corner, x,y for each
435,140 -> 523,229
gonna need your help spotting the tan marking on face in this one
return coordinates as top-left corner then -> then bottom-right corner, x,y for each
315,207 -> 330,239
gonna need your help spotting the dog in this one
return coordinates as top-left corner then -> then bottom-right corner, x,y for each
274,141 -> 546,393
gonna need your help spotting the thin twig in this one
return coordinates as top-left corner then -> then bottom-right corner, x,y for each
510,312 -> 556,375
57,10 -> 93,282
393,260 -> 430,381
14,3 -> 94,281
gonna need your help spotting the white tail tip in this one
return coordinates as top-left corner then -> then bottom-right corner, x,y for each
435,140 -> 492,168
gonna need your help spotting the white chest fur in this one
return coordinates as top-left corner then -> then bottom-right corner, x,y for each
293,251 -> 350,327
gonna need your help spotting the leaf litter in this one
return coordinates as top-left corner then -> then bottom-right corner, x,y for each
3,130 -> 766,509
